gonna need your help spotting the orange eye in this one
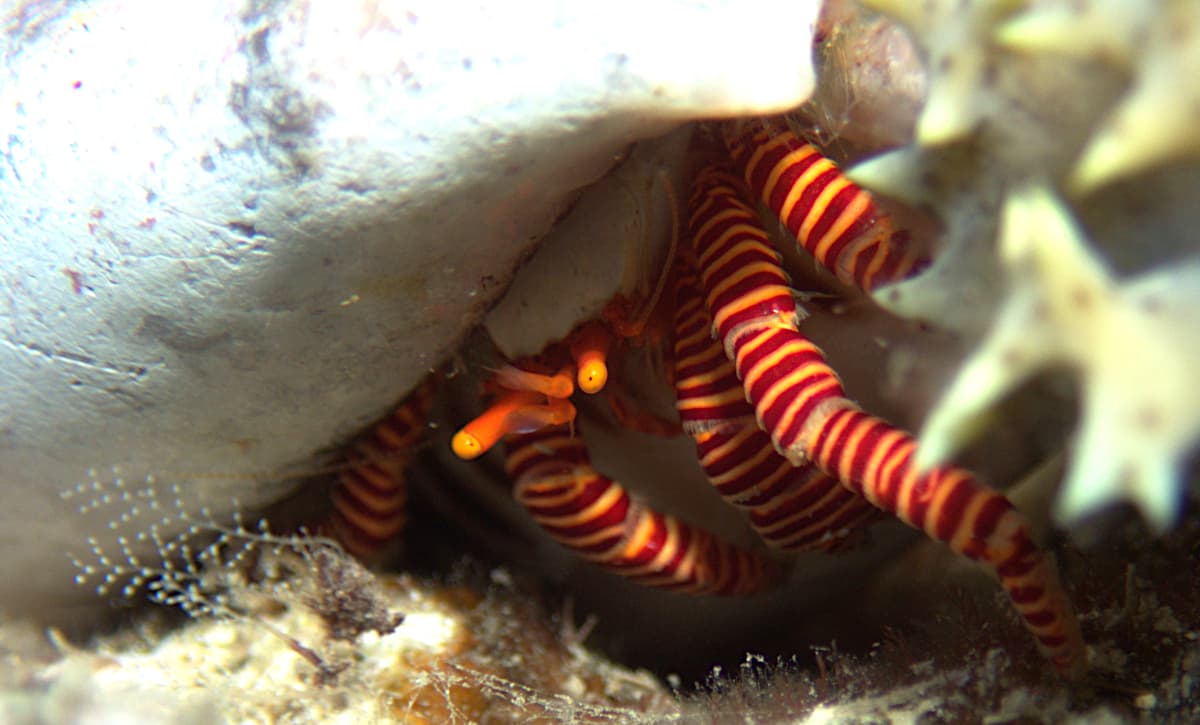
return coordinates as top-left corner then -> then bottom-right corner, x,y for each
576,359 -> 608,394
569,322 -> 611,394
451,429 -> 486,460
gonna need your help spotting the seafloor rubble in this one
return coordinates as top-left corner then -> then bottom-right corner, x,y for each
1,510 -> 1198,723
0,543 -> 679,723
3,0 -> 1199,722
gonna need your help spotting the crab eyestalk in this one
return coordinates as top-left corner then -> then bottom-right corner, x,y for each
568,321 -> 612,395
451,389 -> 576,460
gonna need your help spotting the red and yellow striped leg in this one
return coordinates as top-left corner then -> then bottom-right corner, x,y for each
688,166 -> 1086,677
505,426 -> 777,595
806,407 -> 1085,672
723,119 -> 926,292
672,259 -> 876,552
330,379 -> 435,559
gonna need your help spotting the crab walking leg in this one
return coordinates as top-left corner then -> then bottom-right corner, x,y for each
672,261 -> 877,552
688,166 -> 1086,678
330,378 -> 435,558
723,119 -> 926,292
506,426 -> 777,595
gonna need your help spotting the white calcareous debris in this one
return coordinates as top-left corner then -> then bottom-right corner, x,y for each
0,565 -> 678,724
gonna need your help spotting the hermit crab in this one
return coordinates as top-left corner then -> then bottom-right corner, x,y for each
326,117 -> 1087,680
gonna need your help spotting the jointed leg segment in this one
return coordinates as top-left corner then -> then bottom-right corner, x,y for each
506,426 -> 777,595
673,259 -> 877,552
441,120 -> 1086,677
330,378 -> 435,558
452,321 -> 777,596
687,146 -> 1085,677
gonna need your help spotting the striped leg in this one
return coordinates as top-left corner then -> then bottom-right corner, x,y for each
688,165 -> 1086,678
672,260 -> 877,552
723,119 -> 926,292
506,426 -> 777,595
330,378 -> 435,559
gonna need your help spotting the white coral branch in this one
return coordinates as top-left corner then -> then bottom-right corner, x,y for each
918,185 -> 1200,532
998,0 -> 1200,192
860,0 -> 1025,144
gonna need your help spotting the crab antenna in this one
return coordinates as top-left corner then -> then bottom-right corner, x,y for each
569,322 -> 612,394
452,390 -> 553,460
507,397 -> 577,433
645,170 -> 681,323
608,169 -> 682,341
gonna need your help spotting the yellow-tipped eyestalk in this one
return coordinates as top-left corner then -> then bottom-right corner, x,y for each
570,322 -> 612,394
452,391 -> 576,460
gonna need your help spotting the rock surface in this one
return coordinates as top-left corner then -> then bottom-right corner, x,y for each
0,0 -> 821,619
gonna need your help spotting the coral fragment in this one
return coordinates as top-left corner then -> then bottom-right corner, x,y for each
917,186 -> 1200,532
861,0 -> 1025,145
1000,0 -> 1200,192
